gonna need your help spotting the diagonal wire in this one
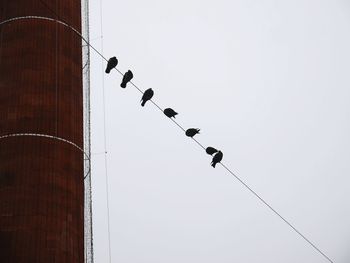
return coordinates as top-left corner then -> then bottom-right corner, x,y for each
103,57 -> 336,263
33,1 -> 334,262
219,163 -> 334,263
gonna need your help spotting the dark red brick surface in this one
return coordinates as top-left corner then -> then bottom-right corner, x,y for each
0,1 -> 84,262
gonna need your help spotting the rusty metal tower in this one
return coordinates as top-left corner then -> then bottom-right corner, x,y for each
0,0 -> 92,262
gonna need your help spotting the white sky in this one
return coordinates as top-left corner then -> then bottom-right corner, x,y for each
88,0 -> 350,262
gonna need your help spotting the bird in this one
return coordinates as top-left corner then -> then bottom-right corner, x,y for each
211,151 -> 223,168
141,88 -> 154,106
164,108 -> 178,118
185,128 -> 200,138
105,57 -> 118,73
206,146 -> 218,155
120,70 -> 133,88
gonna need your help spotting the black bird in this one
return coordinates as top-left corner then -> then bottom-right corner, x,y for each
105,57 -> 118,73
120,70 -> 133,88
206,146 -> 218,155
164,108 -> 178,118
141,88 -> 154,106
185,128 -> 200,138
211,151 -> 223,168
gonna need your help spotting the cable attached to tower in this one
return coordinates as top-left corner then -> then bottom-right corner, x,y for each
10,2 -> 335,262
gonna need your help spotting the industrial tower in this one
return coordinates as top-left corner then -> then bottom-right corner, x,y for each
0,0 -> 91,262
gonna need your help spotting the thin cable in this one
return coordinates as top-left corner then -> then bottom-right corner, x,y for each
219,162 -> 334,263
169,118 -> 186,133
99,0 -> 112,262
16,3 -> 334,262
116,71 -> 334,262
38,0 -> 108,63
114,66 -> 335,263
85,34 -> 335,263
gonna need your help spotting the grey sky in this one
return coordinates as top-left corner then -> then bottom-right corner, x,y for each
88,0 -> 350,262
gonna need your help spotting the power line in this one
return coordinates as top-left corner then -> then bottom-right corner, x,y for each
104,52 -> 336,263
30,2 -> 335,262
219,163 -> 334,263
105,54 -> 336,263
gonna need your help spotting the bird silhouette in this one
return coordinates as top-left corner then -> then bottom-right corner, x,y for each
120,70 -> 133,88
211,151 -> 223,168
185,128 -> 200,137
141,88 -> 154,106
105,57 -> 118,73
164,108 -> 178,118
206,146 -> 218,155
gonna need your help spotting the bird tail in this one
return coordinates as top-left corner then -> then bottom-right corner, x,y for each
141,100 -> 146,107
211,162 -> 216,168
105,68 -> 111,74
197,129 -> 201,134
120,82 -> 126,88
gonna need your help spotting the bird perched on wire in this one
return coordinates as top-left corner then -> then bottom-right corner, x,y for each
105,57 -> 118,73
164,108 -> 178,118
211,151 -> 223,168
141,88 -> 154,106
120,70 -> 133,88
185,128 -> 200,138
206,146 -> 218,155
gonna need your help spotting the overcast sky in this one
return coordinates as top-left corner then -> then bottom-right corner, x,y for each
88,1 -> 350,262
